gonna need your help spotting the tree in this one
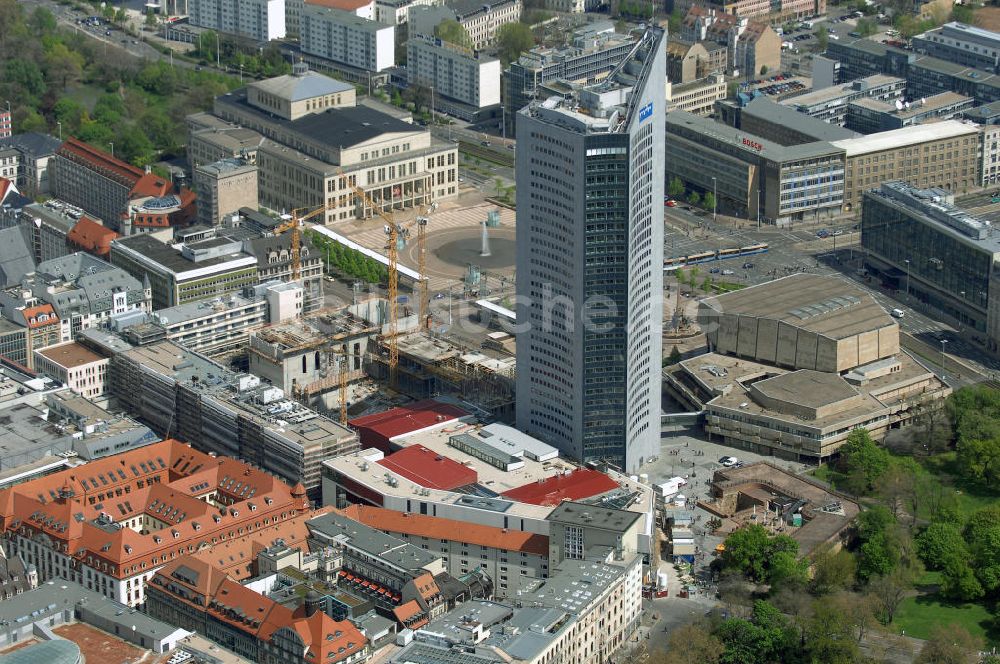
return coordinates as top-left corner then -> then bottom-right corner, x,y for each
868,567 -> 913,625
28,6 -> 56,34
703,191 -> 716,213
667,346 -> 682,365
815,26 -> 828,51
44,42 -> 84,90
496,23 -> 534,65
689,191 -> 702,207
52,97 -> 86,134
941,556 -> 984,601
5,58 -> 46,100
760,64 -> 768,75
916,522 -> 968,571
952,3 -> 977,25
878,459 -> 918,521
811,546 -> 856,595
433,19 -> 471,48
145,10 -> 158,28
668,176 -> 685,200
856,17 -> 877,36
915,624 -> 982,664
656,622 -> 724,664
495,177 -> 503,196
838,428 -> 890,494
804,597 -> 862,664
720,525 -> 805,585
714,601 -> 798,664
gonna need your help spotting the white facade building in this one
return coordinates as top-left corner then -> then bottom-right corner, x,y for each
375,0 -> 439,24
406,35 -> 501,119
189,0 -> 287,41
300,4 -> 395,72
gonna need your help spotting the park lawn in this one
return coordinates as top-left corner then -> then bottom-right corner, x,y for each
914,452 -> 1000,520
808,464 -> 843,486
895,594 -> 997,645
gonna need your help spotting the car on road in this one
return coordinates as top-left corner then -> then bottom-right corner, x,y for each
664,199 -> 677,207
480,141 -> 490,146
743,262 -> 754,269
833,230 -> 844,236
434,292 -> 445,299
719,456 -> 739,467
722,269 -> 734,275
709,267 -> 721,274
816,229 -> 830,238
458,177 -> 464,182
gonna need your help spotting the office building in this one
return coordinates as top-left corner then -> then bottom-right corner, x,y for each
0,439 -> 316,606
189,0 -> 286,41
546,501 -> 643,566
675,273 -> 951,459
0,303 -> 60,370
665,111 -> 845,224
982,123 -> 1000,186
503,23 -> 633,134
207,72 -> 458,223
847,91 -> 974,134
667,73 -> 728,116
16,202 -> 78,263
300,3 -> 395,73
0,109 -> 10,139
33,341 -> 109,399
108,340 -> 359,496
863,182 -> 1000,349
781,74 -> 906,126
831,120 -> 980,213
738,96 -> 860,145
406,35 -> 501,121
514,28 -> 664,472
340,504 -> 549,597
912,22 -> 1000,73
186,117 -> 264,170
410,0 -> 521,50
110,234 -> 258,310
192,158 -> 258,227
667,40 -> 727,84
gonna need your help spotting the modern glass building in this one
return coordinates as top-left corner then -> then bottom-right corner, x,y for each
514,29 -> 665,472
862,182 -> 1000,344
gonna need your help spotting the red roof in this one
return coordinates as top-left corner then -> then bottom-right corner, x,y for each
57,138 -> 145,186
130,172 -> 172,199
500,468 -> 620,507
0,177 -> 15,204
67,217 -> 118,258
350,399 -> 469,449
21,304 -> 58,329
305,0 -> 373,9
376,445 -> 477,491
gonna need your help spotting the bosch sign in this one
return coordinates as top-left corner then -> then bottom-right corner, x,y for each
742,137 -> 763,152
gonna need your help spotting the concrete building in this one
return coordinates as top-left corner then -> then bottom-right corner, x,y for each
665,111 -> 845,224
863,182 -> 1000,349
300,4 -> 395,73
781,74 -> 907,126
667,73 -> 728,116
913,21 -> 1000,74
673,273 -> 951,459
830,120 -> 981,213
406,35 -> 501,121
33,341 -> 108,400
1,252 -> 150,343
340,505 -> 549,598
681,7 -> 780,75
738,96 -> 861,145
110,234 -> 258,310
546,501 -> 643,566
667,40 -> 726,84
846,91 -> 974,134
0,439 -> 317,607
375,0 -> 439,23
982,123 -> 1000,186
16,202 -> 79,263
503,23 -> 634,135
0,110 -> 9,139
189,0 -> 286,41
514,29 -> 664,473
242,231 -> 325,312
108,340 -> 358,496
248,61 -> 358,121
0,303 -> 60,370
193,159 -> 259,226
410,0 -> 521,50
187,118 -> 264,170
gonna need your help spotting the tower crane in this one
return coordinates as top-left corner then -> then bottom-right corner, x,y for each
272,203 -> 339,280
336,169 -> 436,388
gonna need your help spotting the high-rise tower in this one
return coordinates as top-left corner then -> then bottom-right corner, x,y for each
514,29 -> 665,473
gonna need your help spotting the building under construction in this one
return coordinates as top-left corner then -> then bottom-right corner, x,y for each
383,331 -> 517,420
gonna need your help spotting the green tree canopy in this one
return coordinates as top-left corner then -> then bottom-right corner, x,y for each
838,428 -> 890,494
496,23 -> 534,65
433,19 -> 472,48
916,522 -> 968,571
668,176 -> 685,200
720,525 -> 806,585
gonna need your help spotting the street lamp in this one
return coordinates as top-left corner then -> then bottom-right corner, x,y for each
940,339 -> 949,380
711,177 -> 717,223
109,142 -> 114,158
56,121 -> 62,140
904,259 -> 910,298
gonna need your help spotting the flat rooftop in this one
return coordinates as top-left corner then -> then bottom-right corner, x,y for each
752,370 -> 860,410
830,119 -> 979,155
782,74 -> 904,108
36,342 -> 105,369
546,500 -> 642,533
112,234 -> 255,277
701,273 -> 896,340
666,110 -> 842,162
307,510 -> 441,571
742,97 -> 861,141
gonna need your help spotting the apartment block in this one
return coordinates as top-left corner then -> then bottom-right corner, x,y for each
375,0 -> 439,24
847,91 -> 974,134
406,35 -> 501,121
300,3 -> 395,73
0,110 -> 10,139
781,74 -> 907,126
189,0 -> 287,41
33,341 -> 109,400
912,21 -> 1000,73
667,73 -> 728,116
410,0 -> 521,50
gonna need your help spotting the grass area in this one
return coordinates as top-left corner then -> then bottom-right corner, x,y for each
808,464 -> 844,486
710,281 -> 746,294
895,594 -> 998,644
913,452 -> 1000,520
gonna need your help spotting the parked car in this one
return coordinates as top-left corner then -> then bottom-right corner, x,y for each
719,456 -> 739,467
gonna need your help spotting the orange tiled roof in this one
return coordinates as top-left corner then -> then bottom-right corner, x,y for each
21,304 -> 58,329
340,504 -> 549,556
0,439 -> 312,580
57,138 -> 144,187
296,611 -> 367,664
130,172 -> 172,199
67,217 -> 118,258
392,599 -> 424,624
